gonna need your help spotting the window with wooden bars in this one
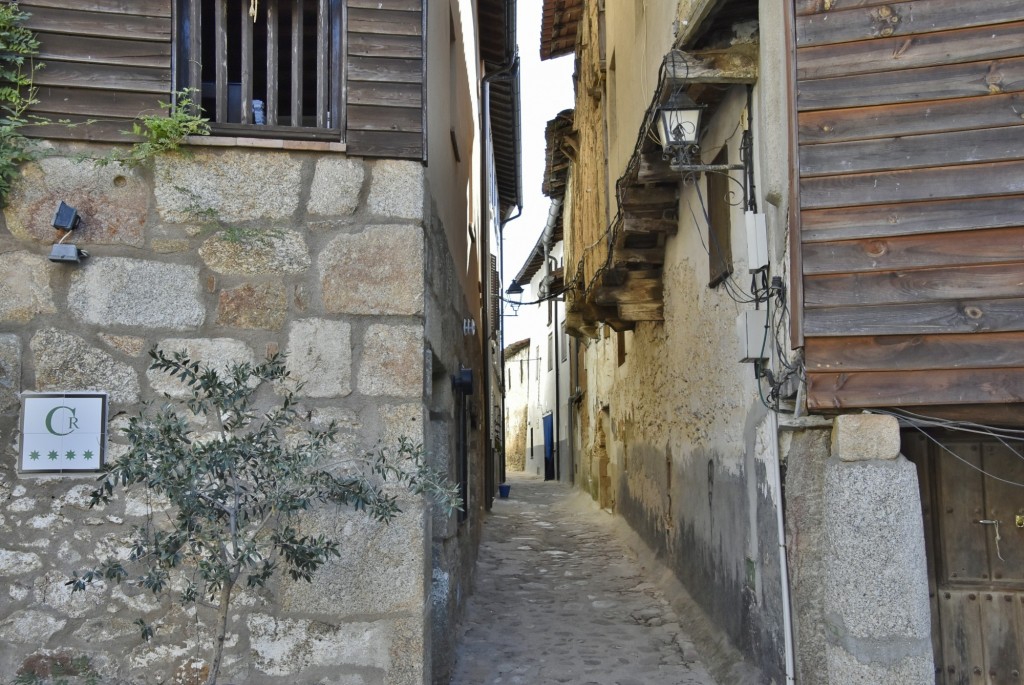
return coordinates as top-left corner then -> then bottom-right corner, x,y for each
176,0 -> 344,140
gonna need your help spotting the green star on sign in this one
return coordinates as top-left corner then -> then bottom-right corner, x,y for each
65,450 -> 76,460
83,450 -> 94,460
29,450 -> 40,460
47,450 -> 58,460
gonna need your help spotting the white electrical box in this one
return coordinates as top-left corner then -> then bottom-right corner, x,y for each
744,211 -> 769,273
737,309 -> 769,363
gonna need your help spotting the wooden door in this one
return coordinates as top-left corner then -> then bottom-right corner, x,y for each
906,431 -> 1024,684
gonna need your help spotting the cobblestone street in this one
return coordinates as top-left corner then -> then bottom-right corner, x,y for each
449,474 -> 718,685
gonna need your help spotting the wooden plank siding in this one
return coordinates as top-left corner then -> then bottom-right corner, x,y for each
793,0 -> 1024,412
343,3 -> 424,158
20,1 -> 173,141
19,0 -> 427,159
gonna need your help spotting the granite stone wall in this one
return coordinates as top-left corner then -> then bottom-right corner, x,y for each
0,142 -> 449,684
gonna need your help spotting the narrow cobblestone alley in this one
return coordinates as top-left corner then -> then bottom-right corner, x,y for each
449,474 -> 719,685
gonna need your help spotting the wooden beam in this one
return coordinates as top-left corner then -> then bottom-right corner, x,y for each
636,151 -> 679,184
621,216 -> 678,236
612,248 -> 666,267
800,160 -> 1024,210
797,20 -> 1024,80
798,92 -> 1024,145
618,302 -> 664,321
803,227 -> 1024,275
605,317 -> 636,333
564,309 -> 598,339
661,45 -> 759,91
601,268 -> 661,287
799,125 -> 1024,178
619,184 -> 678,211
804,262 -> 1024,308
593,277 -> 663,306
801,194 -> 1024,243
795,0 -> 1024,49
807,367 -> 1024,409
805,332 -> 1024,373
804,297 -> 1024,337
797,56 -> 1024,112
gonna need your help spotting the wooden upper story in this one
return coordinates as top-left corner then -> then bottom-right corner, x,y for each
18,0 -> 521,192
792,0 -> 1024,416
20,0 -> 428,157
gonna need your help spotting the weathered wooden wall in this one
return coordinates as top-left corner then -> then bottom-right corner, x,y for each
793,0 -> 1024,411
20,0 -> 425,158
21,0 -> 172,141
345,0 -> 423,157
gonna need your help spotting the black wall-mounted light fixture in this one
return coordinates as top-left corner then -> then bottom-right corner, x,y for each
48,201 -> 88,263
657,90 -> 708,171
505,279 -> 524,314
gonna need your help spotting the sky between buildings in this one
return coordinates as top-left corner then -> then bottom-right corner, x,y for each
502,1 -> 575,344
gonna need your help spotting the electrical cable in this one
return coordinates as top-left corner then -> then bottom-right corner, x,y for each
871,408 -> 1024,488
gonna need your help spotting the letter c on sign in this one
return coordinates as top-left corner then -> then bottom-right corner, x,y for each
45,406 -> 78,436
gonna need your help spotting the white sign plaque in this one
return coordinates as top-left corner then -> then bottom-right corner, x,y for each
20,392 -> 108,473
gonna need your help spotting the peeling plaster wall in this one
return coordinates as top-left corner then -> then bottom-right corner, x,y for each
0,142 -> 479,684
568,0 -> 798,680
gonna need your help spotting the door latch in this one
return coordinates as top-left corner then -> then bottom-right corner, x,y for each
1016,514 -> 1024,529
976,520 -> 1006,561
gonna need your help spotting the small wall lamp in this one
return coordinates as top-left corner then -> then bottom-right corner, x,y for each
657,90 -> 706,170
48,201 -> 88,263
505,279 -> 524,314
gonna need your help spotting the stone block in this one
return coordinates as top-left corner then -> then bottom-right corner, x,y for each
378,404 -> 425,447
358,324 -> 423,398
0,610 -> 66,644
216,282 -> 287,330
247,614 -> 392,676
320,225 -> 424,315
367,160 -> 424,220
832,414 -> 900,462
0,335 -> 20,413
824,457 -> 932,642
3,157 -> 148,246
0,251 -> 56,323
68,258 -> 204,330
297,406 -> 362,466
31,329 -> 140,403
307,157 -> 365,216
72,617 -> 139,642
0,549 -> 42,575
286,319 -> 352,398
147,338 -> 256,398
199,229 -> 311,275
33,570 -> 106,618
825,644 -> 933,685
155,149 -> 302,223
281,506 -> 425,615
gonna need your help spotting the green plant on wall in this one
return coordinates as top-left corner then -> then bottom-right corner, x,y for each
94,89 -> 211,168
67,349 -> 460,685
0,1 -> 41,207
